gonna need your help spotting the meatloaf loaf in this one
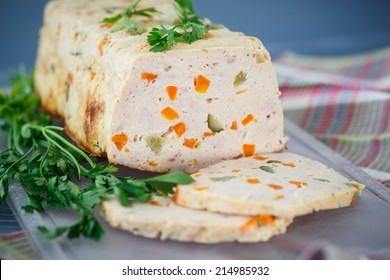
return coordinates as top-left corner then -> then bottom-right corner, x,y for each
35,0 -> 287,172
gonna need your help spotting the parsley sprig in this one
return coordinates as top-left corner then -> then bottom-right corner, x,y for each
102,0 -> 158,34
0,67 -> 194,240
147,0 -> 209,52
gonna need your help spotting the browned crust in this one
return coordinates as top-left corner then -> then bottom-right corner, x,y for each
41,102 -> 63,119
64,123 -> 105,157
84,92 -> 105,145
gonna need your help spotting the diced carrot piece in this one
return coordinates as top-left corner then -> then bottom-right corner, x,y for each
247,178 -> 261,184
232,169 -> 241,173
267,184 -> 283,190
149,162 -> 158,168
203,132 -> 216,138
236,90 -> 247,95
149,200 -> 163,206
258,214 -> 275,226
191,159 -> 197,165
90,71 -> 96,80
183,138 -> 198,149
243,144 -> 256,157
171,122 -> 186,137
111,133 -> 128,151
289,181 -> 308,188
230,121 -> 237,130
240,214 -> 275,231
100,23 -> 114,28
273,195 -> 284,200
98,39 -> 110,56
161,106 -> 179,121
240,218 -> 258,231
141,72 -> 158,82
124,148 -> 131,154
241,114 -> 255,126
194,186 -> 209,191
194,74 -> 210,93
283,162 -> 296,167
204,32 -> 213,39
138,44 -> 150,50
166,86 -> 178,100
67,73 -> 73,85
253,156 -> 268,161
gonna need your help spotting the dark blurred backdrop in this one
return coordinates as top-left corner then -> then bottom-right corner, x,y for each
0,0 -> 390,71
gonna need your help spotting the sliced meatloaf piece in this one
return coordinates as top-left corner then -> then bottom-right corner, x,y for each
173,153 -> 365,217
100,196 -> 292,243
35,0 -> 287,173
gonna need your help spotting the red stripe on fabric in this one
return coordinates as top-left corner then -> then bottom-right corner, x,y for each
314,86 -> 343,134
0,231 -> 25,241
328,92 -> 359,150
356,54 -> 375,81
299,85 -> 323,129
379,98 -> 390,133
337,93 -> 359,134
358,139 -> 381,167
280,86 -> 315,99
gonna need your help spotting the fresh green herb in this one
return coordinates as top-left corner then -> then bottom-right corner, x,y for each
0,67 -> 194,240
147,0 -> 209,52
101,0 -> 158,34
259,166 -> 275,174
173,0 -> 204,25
210,176 -> 236,182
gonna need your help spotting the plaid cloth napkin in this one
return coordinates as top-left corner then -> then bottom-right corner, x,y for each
1,47 -> 389,259
275,46 -> 390,187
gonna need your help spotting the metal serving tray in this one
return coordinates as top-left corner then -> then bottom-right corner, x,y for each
5,118 -> 390,259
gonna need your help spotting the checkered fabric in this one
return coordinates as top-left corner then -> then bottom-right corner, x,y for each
275,47 -> 390,187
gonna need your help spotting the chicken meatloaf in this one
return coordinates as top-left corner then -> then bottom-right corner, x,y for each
35,0 -> 287,173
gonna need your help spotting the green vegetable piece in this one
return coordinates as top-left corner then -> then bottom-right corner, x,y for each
207,114 -> 224,133
256,53 -> 266,64
145,135 -> 166,155
344,181 -> 365,195
260,166 -> 275,173
233,71 -> 247,87
312,178 -> 330,183
266,160 -> 282,164
210,176 -> 236,182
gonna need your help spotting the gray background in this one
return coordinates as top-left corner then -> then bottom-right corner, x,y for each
0,0 -> 390,71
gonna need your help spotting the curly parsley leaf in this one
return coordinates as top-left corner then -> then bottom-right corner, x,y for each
101,0 -> 158,34
147,0 -> 209,52
174,0 -> 203,25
